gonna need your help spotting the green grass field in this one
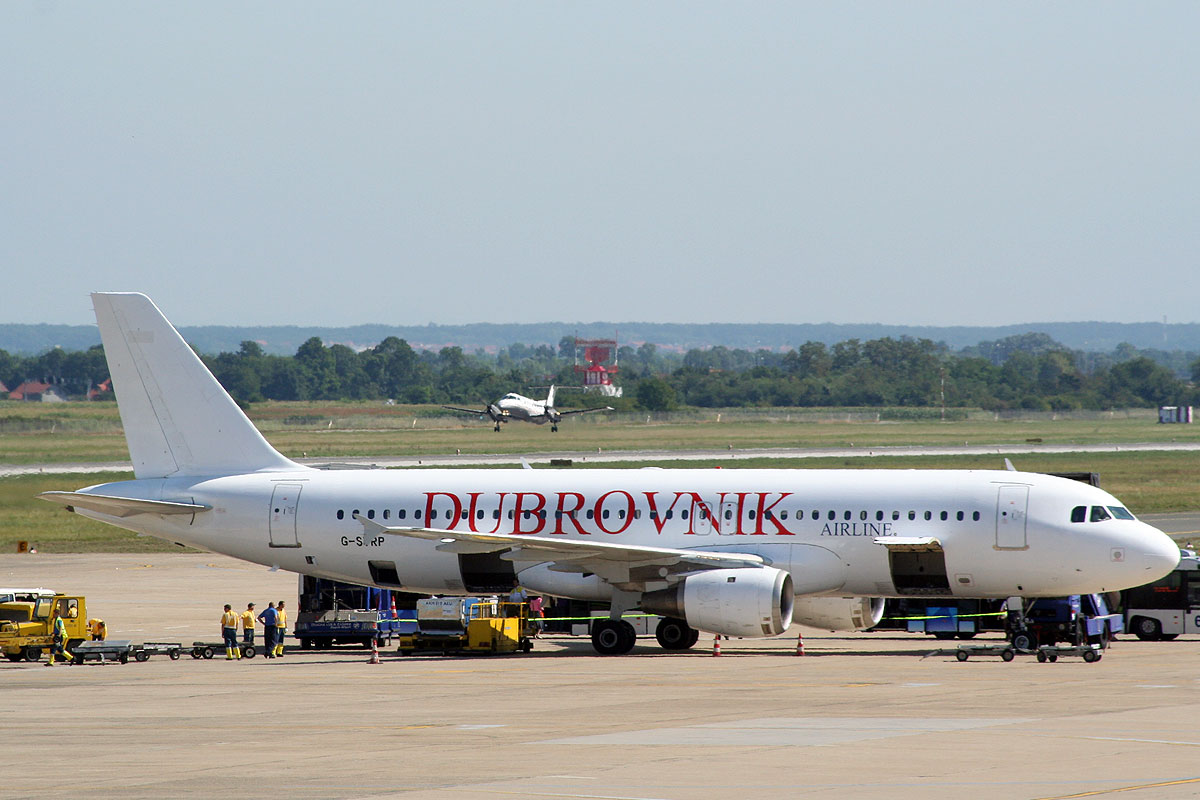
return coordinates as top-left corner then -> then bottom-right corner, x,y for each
2,401 -> 1197,552
4,400 -> 1200,464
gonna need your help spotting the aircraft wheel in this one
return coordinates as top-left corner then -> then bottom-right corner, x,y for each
1011,630 -> 1037,651
551,425 -> 558,432
592,619 -> 636,655
655,617 -> 697,650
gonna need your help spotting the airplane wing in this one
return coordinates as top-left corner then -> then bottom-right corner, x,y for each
356,516 -> 764,590
556,406 -> 614,416
441,405 -> 489,416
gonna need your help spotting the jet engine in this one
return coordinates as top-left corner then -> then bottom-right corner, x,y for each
641,567 -> 793,638
792,596 -> 885,631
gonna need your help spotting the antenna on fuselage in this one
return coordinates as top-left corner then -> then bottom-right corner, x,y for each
1004,458 -> 1016,471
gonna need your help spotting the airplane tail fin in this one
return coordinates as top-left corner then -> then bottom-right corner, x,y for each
92,292 -> 301,478
546,384 -> 556,409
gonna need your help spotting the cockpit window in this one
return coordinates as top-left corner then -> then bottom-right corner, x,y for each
1090,506 -> 1112,522
1107,506 -> 1135,521
1070,506 -> 1086,523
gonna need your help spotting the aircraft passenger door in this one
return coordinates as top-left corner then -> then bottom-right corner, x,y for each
269,483 -> 303,548
995,485 -> 1029,550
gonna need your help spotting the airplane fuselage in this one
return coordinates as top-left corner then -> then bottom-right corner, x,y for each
75,467 -> 1175,606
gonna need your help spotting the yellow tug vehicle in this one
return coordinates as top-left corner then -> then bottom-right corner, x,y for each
0,589 -> 88,662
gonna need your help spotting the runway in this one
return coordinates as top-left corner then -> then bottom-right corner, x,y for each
5,439 -> 1200,476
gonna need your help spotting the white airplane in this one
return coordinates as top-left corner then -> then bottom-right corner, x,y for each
41,293 -> 1179,655
443,386 -> 612,432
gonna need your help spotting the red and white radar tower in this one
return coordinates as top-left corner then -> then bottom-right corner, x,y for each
574,337 -> 622,398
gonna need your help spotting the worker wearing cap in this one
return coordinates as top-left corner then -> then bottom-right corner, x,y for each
274,600 -> 287,657
221,604 -> 241,660
45,610 -> 73,666
241,603 -> 256,645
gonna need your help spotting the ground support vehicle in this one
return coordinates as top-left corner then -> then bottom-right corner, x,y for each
189,641 -> 258,659
1123,555 -> 1200,640
295,576 -> 416,649
1034,643 -> 1105,663
0,590 -> 88,662
396,598 -> 533,655
872,599 -> 1006,641
72,640 -> 134,664
1007,594 -> 1123,651
926,643 -> 1018,662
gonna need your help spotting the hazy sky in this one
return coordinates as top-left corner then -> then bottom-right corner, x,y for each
2,3 -> 1197,328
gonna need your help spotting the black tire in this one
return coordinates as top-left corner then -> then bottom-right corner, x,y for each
23,646 -> 42,662
957,631 -> 977,640
1001,648 -> 1015,662
134,650 -> 149,663
655,617 -> 697,650
242,645 -> 256,659
1048,653 -> 1058,662
591,619 -> 636,655
1132,616 -> 1163,641
169,650 -> 180,660
1011,631 -> 1037,651
5,653 -> 21,662
202,646 -> 215,659
300,638 -> 312,650
191,649 -> 202,659
932,632 -> 956,641
119,652 -> 129,664
1036,651 -> 1047,663
956,650 -> 969,662
1160,634 -> 1179,641
1082,649 -> 1098,663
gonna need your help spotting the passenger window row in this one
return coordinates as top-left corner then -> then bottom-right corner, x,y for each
335,506 -> 983,523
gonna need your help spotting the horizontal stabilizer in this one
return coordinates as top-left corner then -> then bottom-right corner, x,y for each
38,491 -> 210,519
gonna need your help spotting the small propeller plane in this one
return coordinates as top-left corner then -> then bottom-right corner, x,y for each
443,386 -> 612,432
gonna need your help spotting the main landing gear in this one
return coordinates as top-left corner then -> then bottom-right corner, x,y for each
591,619 -> 637,655
655,617 -> 700,650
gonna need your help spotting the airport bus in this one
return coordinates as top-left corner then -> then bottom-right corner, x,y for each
1122,554 -> 1200,640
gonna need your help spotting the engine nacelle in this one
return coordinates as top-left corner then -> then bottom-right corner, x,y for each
792,596 -> 885,631
642,567 -> 793,638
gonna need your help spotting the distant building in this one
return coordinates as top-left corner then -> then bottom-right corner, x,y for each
87,378 -> 113,401
1159,406 -> 1194,424
8,380 -> 67,402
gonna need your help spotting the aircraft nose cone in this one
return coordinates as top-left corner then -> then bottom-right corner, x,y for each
1138,525 -> 1181,581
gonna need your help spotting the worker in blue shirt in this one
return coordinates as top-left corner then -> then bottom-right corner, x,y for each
257,601 -> 278,659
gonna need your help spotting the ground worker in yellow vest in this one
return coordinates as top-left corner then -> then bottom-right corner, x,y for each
274,600 -> 287,657
88,618 -> 107,641
45,610 -> 74,666
241,603 -> 255,646
221,604 -> 241,660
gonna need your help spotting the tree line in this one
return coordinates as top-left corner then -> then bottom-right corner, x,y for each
2,332 -> 1198,413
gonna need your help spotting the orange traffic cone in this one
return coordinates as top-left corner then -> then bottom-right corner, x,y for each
390,595 -> 398,619
712,634 -> 721,656
369,636 -> 380,664
795,631 -> 805,656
